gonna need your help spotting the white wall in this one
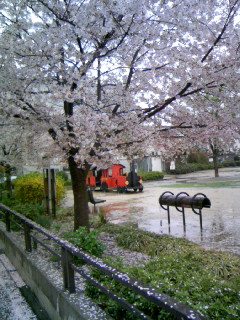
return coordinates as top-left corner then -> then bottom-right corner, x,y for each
151,157 -> 164,172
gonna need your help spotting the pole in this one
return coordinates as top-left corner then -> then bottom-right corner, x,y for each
51,169 -> 56,218
43,169 -> 50,215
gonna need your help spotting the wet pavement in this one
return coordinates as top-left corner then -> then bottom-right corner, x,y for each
64,167 -> 240,256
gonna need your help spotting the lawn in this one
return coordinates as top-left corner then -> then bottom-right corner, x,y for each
157,181 -> 240,188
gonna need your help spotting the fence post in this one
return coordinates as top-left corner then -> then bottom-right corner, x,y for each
61,247 -> 75,293
50,169 -> 56,218
24,224 -> 32,252
43,169 -> 50,216
5,211 -> 11,232
33,239 -> 38,250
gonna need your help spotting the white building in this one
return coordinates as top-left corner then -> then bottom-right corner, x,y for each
119,152 -> 165,174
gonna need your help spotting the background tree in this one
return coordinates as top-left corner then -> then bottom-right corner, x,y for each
0,0 -> 239,230
162,91 -> 240,177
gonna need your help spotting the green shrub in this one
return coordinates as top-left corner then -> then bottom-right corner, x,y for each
222,160 -> 236,167
14,173 -> 44,203
35,215 -> 52,228
14,173 -> 65,205
63,227 -> 104,260
15,202 -> 45,219
168,162 -> 215,174
0,193 -> 46,229
56,171 -> 71,186
55,178 -> 66,203
56,171 -> 69,181
187,152 -> 209,164
139,171 -> 164,181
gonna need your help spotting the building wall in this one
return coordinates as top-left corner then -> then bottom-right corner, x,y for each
119,156 -> 165,174
151,157 -> 164,172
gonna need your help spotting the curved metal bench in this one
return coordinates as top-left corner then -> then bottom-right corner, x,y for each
88,189 -> 106,209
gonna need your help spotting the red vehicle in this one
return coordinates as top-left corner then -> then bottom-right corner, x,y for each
87,164 -> 143,193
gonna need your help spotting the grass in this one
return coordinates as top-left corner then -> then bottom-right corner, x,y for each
85,224 -> 240,320
156,181 -> 240,188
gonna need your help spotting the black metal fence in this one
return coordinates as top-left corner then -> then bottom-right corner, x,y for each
0,203 -> 208,320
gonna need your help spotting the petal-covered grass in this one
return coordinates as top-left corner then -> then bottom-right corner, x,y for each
89,224 -> 240,319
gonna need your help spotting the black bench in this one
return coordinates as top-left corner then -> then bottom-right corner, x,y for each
88,189 -> 106,209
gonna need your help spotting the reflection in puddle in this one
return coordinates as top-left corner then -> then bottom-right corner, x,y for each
91,203 -> 129,216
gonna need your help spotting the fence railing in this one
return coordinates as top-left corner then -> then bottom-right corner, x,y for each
0,203 -> 208,320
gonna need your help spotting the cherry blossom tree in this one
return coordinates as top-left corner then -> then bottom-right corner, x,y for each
0,0 -> 239,230
157,91 -> 240,177
191,94 -> 240,177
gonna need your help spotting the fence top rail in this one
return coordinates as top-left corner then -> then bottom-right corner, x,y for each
0,203 -> 208,320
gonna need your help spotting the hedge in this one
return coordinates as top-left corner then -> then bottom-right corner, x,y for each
167,160 -> 240,175
221,160 -> 240,167
139,171 -> 164,181
167,163 -> 215,175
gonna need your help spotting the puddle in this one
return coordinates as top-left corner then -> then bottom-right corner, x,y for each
64,169 -> 240,256
92,187 -> 240,256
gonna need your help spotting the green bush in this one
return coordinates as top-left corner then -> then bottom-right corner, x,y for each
56,171 -> 72,186
63,227 -> 104,261
167,162 -> 215,175
139,171 -> 164,181
56,171 -> 69,182
187,152 -> 209,164
35,215 -> 52,228
222,160 -> 237,167
14,173 -> 44,203
0,193 -> 47,228
224,159 -> 240,167
14,173 -> 65,205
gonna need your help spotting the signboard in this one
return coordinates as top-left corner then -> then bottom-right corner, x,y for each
170,161 -> 175,170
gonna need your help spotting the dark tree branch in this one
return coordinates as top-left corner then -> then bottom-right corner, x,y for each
98,15 -> 135,59
143,97 -> 177,120
125,46 -> 142,90
201,0 -> 239,62
142,80 -> 219,120
76,36 -> 84,54
143,82 -> 192,117
141,63 -> 169,72
37,0 -> 76,27
97,58 -> 101,103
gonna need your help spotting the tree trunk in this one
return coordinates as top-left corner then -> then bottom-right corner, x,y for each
68,156 -> 90,231
212,150 -> 219,178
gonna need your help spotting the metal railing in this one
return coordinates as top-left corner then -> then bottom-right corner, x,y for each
0,203 -> 208,320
